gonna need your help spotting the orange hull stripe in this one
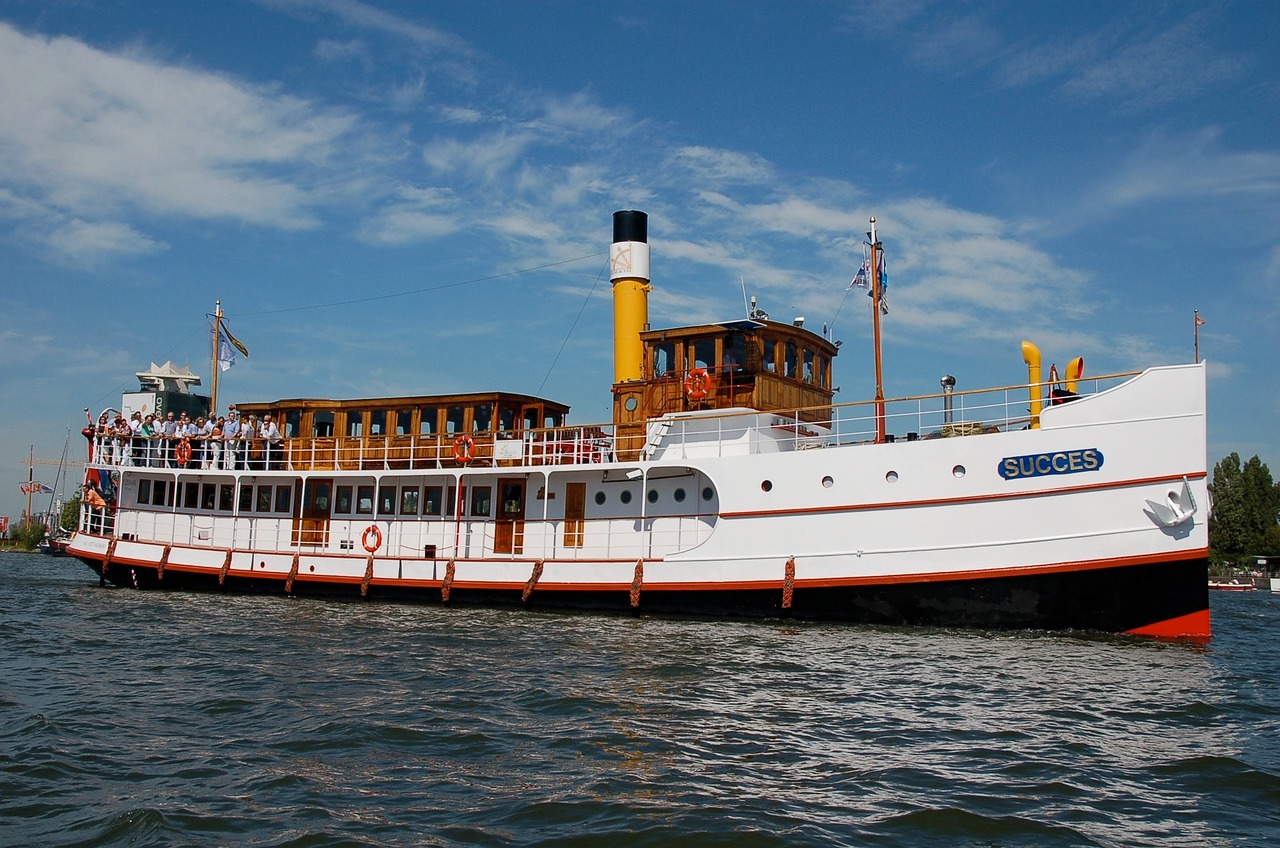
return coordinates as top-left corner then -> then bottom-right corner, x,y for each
721,471 -> 1207,519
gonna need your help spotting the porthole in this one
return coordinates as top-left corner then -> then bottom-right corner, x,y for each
821,475 -> 834,489
624,395 -> 639,412
761,480 -> 773,492
885,471 -> 899,483
621,490 -> 633,504
952,465 -> 966,478
674,488 -> 686,503
702,487 -> 714,501
595,491 -> 607,505
647,489 -> 659,504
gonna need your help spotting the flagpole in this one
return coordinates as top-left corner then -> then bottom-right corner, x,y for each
26,444 -> 34,526
869,217 -> 886,443
1193,309 -> 1200,364
212,300 -> 222,415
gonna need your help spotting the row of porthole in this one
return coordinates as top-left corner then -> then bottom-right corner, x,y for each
595,487 -> 716,506
761,466 -> 968,492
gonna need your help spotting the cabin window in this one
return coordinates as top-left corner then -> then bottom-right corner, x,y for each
524,408 -> 539,431
545,411 -> 563,428
446,486 -> 458,517
256,486 -> 272,513
219,485 -> 234,512
446,406 -> 465,434
470,486 -> 492,516
784,342 -> 797,378
378,486 -> 396,516
804,349 -> 815,383
285,410 -> 301,438
394,409 -> 412,436
653,342 -> 676,377
346,411 -> 365,437
763,339 -> 777,373
818,356 -> 828,389
620,489 -> 633,505
335,485 -> 353,514
473,403 -> 493,433
313,411 -> 335,438
356,485 -> 374,514
419,407 -> 439,435
138,479 -> 151,505
424,486 -> 443,515
723,334 -> 747,372
183,482 -> 199,510
238,484 -> 252,512
275,486 -> 292,514
400,487 -> 419,515
151,479 -> 168,507
370,410 -> 387,436
688,338 -> 715,372
200,484 -> 216,511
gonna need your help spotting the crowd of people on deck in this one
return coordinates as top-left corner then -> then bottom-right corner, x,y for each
91,405 -> 284,470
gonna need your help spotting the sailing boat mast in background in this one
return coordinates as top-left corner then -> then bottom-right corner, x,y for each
869,216 -> 887,443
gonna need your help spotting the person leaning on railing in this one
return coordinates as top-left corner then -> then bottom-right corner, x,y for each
242,413 -> 260,470
222,407 -> 241,470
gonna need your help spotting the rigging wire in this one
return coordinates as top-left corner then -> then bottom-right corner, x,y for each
536,256 -> 611,397
230,252 -> 607,317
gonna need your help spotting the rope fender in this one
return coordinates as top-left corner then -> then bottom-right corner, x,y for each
442,559 -> 456,603
285,553 -> 300,593
782,556 -> 796,610
361,555 -> 375,597
521,560 -> 545,603
218,550 -> 233,586
157,545 -> 171,582
630,559 -> 644,608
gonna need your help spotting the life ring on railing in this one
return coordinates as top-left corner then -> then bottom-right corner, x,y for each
453,434 -> 475,465
685,367 -> 711,402
175,438 -> 192,466
361,524 -> 382,553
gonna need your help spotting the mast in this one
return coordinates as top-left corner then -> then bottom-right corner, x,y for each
211,300 -> 222,415
26,444 -> 34,526
869,217 -> 886,443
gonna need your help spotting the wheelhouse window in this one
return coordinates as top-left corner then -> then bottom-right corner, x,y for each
545,412 -> 563,428
499,405 -> 517,432
653,341 -> 676,377
785,341 -> 797,378
473,403 -> 493,433
804,349 -> 815,383
446,406 -> 465,434
370,410 -> 387,436
723,334 -> 747,373
688,338 -> 715,372
346,411 -> 365,437
313,411 -> 335,437
395,410 -> 412,436
285,410 -> 301,438
763,339 -> 777,372
419,407 -> 439,435
524,408 -> 539,430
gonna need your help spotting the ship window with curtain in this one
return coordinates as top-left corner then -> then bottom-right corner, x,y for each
256,486 -> 272,513
400,487 -> 419,515
419,407 -> 439,435
499,405 -> 517,431
804,349 -> 815,383
346,411 -> 365,437
335,485 -> 353,514
470,486 -> 492,516
395,410 -> 412,436
370,410 -> 387,436
424,486 -> 443,515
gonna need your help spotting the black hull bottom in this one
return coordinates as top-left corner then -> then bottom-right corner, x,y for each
81,556 -> 1210,637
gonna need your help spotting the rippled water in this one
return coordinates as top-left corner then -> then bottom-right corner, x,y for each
2,552 -> 1278,847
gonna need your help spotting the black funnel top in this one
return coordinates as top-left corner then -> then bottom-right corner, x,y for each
613,210 -> 647,244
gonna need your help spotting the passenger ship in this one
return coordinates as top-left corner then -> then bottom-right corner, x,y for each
69,211 -> 1211,638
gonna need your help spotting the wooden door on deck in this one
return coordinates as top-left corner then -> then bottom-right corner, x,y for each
494,478 -> 525,554
294,478 -> 332,547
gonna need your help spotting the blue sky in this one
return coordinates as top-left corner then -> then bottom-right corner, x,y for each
2,0 -> 1277,522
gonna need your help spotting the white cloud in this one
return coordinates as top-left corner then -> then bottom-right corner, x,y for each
423,131 -> 536,182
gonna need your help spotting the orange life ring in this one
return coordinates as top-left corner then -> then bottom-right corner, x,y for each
453,434 -> 475,465
685,367 -> 712,402
175,438 -> 192,466
361,524 -> 382,553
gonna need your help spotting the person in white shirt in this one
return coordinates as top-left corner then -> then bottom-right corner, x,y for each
260,413 -> 283,470
221,409 -> 241,470
158,411 -> 178,466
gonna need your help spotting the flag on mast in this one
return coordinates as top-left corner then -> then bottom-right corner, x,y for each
210,319 -> 250,372
1195,314 -> 1206,326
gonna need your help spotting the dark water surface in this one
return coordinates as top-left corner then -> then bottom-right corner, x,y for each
2,552 -> 1278,847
